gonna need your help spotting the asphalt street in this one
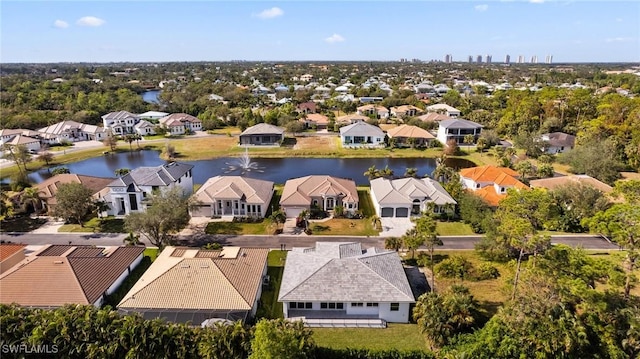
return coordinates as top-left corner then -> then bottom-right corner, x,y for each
0,232 -> 621,251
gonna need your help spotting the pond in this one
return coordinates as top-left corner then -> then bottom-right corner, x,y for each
141,90 -> 161,104
27,150 -> 475,185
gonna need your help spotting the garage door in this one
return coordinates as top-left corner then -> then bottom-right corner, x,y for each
395,208 -> 409,217
191,205 -> 212,217
381,207 -> 394,217
284,207 -> 304,218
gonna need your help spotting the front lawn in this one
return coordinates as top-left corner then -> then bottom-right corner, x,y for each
58,216 -> 125,233
204,220 -> 270,235
436,221 -> 475,236
313,324 -> 428,351
310,218 -> 378,236
0,216 -> 48,233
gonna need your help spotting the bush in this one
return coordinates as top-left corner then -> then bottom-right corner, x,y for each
475,263 -> 500,280
313,347 -> 435,359
435,256 -> 474,281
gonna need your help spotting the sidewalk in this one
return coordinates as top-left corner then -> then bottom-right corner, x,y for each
29,217 -> 66,234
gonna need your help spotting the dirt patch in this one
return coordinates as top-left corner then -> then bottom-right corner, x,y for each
293,136 -> 337,150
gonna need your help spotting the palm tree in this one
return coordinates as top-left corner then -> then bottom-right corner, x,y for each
364,165 -> 380,180
268,209 -> 286,234
123,232 -> 140,246
404,167 -> 418,178
384,237 -> 402,252
415,214 -> 441,291
21,187 -> 43,214
298,209 -> 310,231
114,168 -> 131,177
380,165 -> 394,179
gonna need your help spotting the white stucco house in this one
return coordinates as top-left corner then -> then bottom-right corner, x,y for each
278,242 -> 415,327
38,121 -> 108,143
339,121 -> 385,148
191,176 -> 274,218
539,132 -> 576,154
102,111 -> 141,135
159,113 -> 203,134
436,118 -> 483,146
134,120 -> 156,136
101,162 -> 194,217
426,104 -> 461,118
369,177 -> 457,218
279,175 -> 359,218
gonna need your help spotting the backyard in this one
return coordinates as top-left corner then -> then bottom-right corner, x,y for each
256,250 -> 287,319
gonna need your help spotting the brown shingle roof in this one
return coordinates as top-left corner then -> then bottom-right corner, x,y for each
529,174 -> 612,193
36,174 -> 115,207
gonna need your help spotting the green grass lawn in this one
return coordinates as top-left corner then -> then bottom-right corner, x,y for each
204,221 -> 271,235
58,216 -> 125,233
0,216 -> 48,232
143,248 -> 159,261
357,187 -> 375,217
436,221 -> 476,236
313,324 -> 428,351
256,250 -> 287,319
310,218 -> 378,236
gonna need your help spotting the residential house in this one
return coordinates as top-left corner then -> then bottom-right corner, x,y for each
280,175 -> 359,218
390,105 -> 423,118
159,113 -> 203,134
336,114 -> 369,125
102,111 -> 141,135
459,165 -> 528,206
138,111 -> 169,121
278,242 -> 415,326
300,113 -> 330,130
426,104 -> 461,118
0,245 -> 144,307
103,162 -> 193,217
436,119 -> 483,145
0,244 -> 26,274
386,125 -> 435,147
134,120 -> 156,136
340,121 -> 385,148
370,177 -> 457,217
0,129 -> 25,145
35,174 -> 115,214
191,176 -> 274,218
38,121 -> 108,142
118,246 -> 269,323
6,135 -> 41,153
297,101 -> 317,114
417,112 -> 451,123
539,132 -> 576,154
357,104 -> 389,119
530,174 -> 613,194
239,123 -> 285,146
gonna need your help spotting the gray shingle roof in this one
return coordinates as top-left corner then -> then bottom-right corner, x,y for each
240,123 -> 284,136
278,242 -> 415,303
339,121 -> 385,137
438,118 -> 483,129
109,162 -> 193,187
370,177 -> 457,206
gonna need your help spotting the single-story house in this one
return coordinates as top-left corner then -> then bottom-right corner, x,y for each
340,121 -> 385,148
529,174 -> 613,194
134,120 -> 156,136
0,129 -> 24,145
102,162 -> 193,217
539,132 -> 576,154
35,174 -> 115,214
239,123 -> 285,146
459,165 -> 528,206
6,134 -> 41,153
191,176 -> 274,218
357,104 -> 389,119
118,246 -> 269,323
300,114 -> 330,130
386,125 -> 435,147
390,105 -> 423,118
138,111 -> 169,120
297,101 -> 317,114
370,177 -> 457,217
0,245 -> 144,308
278,242 -> 416,326
426,104 -> 461,118
280,175 -> 359,218
417,112 -> 451,123
159,113 -> 202,134
436,118 -> 483,145
38,120 -> 108,142
336,114 -> 369,125
0,244 -> 26,274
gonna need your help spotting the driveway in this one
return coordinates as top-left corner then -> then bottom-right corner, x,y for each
379,218 -> 414,237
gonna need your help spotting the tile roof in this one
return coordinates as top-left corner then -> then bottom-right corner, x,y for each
109,162 -> 193,187
195,176 -> 274,205
118,246 -> 268,311
102,111 -> 140,120
7,135 -> 39,145
529,174 -> 612,193
417,113 -> 451,122
426,104 -> 461,113
280,176 -> 359,207
438,118 -> 483,129
335,114 -> 369,124
386,125 -> 435,139
339,121 -> 385,137
302,113 -> 330,125
278,242 -> 415,303
36,174 -> 115,206
460,165 -> 525,187
370,177 -> 456,206
240,123 -> 285,136
159,113 -> 202,124
0,244 -> 26,261
0,245 -> 144,307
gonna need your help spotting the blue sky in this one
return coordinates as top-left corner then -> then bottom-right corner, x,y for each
1,1 -> 638,63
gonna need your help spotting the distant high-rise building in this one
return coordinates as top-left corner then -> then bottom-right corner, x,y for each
505,54 -> 511,64
468,55 -> 473,63
444,54 -> 452,63
545,55 -> 553,64
531,55 -> 538,64
486,55 -> 492,64
476,55 -> 482,63
517,55 -> 525,64
399,58 -> 407,62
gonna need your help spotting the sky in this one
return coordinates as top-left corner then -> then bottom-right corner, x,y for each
1,1 -> 639,63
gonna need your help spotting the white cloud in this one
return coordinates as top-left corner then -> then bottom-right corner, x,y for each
475,4 -> 489,12
76,16 -> 106,27
254,7 -> 284,19
529,0 -> 545,3
605,37 -> 634,43
53,20 -> 69,29
325,33 -> 345,44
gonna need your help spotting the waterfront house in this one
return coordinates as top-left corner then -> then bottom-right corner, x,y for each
102,111 -> 141,135
369,177 -> 457,218
159,113 -> 203,134
436,118 -> 483,146
339,121 -> 385,148
191,176 -> 274,218
279,175 -> 359,218
239,123 -> 285,146
36,174 -> 115,215
38,120 -> 107,143
386,125 -> 435,147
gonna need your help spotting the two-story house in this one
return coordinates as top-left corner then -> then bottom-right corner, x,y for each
356,104 -> 389,119
102,162 -> 194,217
102,111 -> 141,135
159,113 -> 203,134
437,119 -> 483,146
339,121 -> 385,148
459,165 -> 528,206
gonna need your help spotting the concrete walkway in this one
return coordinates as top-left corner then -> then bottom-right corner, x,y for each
29,217 -> 66,234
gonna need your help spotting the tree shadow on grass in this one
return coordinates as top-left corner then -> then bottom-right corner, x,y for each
281,137 -> 297,148
311,225 -> 330,232
0,216 -> 47,233
204,222 -> 242,235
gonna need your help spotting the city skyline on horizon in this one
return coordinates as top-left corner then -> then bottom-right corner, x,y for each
2,1 -> 638,64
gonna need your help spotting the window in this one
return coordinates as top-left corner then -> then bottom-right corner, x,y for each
321,303 -> 327,309
476,183 -> 481,189
337,303 -> 344,309
305,302 -> 312,309
390,303 -> 399,311
366,303 -> 379,307
351,303 -> 363,307
328,303 -> 336,309
500,187 -> 506,193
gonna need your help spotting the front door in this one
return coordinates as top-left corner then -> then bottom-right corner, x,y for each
327,198 -> 335,210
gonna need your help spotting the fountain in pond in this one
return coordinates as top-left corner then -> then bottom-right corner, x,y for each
223,148 -> 264,175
